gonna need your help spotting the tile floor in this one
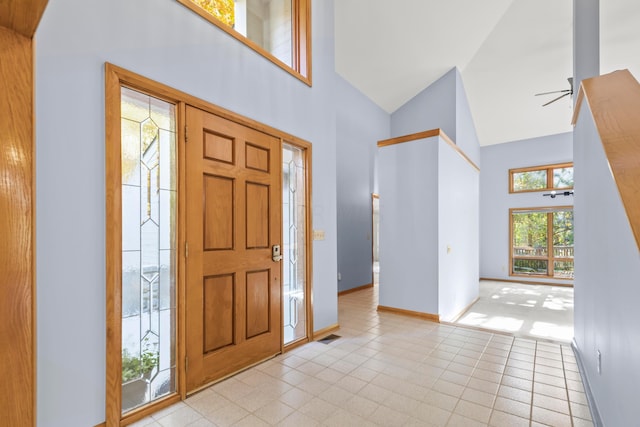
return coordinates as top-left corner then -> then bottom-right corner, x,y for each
454,281 -> 574,343
131,286 -> 592,426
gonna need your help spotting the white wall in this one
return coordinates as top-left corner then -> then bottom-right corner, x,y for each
438,142 -> 480,321
573,101 -> 640,426
378,139 -> 439,314
336,75 -> 390,292
35,1 -> 339,425
479,132 -> 573,284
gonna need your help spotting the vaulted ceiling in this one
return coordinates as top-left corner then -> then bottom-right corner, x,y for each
335,0 -> 640,146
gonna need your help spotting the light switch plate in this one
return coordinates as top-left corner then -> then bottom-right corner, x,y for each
313,230 -> 325,240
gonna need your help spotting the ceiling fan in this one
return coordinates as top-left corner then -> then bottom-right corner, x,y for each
535,77 -> 573,106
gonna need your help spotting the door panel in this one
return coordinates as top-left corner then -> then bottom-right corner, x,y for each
185,106 -> 281,391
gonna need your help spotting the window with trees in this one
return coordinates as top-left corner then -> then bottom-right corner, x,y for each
178,0 -> 311,84
510,207 -> 574,279
509,162 -> 573,193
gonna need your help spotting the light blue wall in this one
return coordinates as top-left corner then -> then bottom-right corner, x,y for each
391,68 -> 457,140
573,93 -> 640,427
438,144 -> 479,321
455,69 -> 481,166
35,0 -> 339,425
391,67 -> 480,166
378,136 -> 479,319
336,75 -> 390,292
378,139 -> 439,314
479,133 -> 573,283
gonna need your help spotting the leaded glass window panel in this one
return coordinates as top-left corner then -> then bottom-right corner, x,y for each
120,87 -> 177,413
282,143 -> 307,345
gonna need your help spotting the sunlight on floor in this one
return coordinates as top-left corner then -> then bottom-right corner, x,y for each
455,280 -> 574,343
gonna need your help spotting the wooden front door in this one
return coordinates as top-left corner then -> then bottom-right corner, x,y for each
185,106 -> 282,392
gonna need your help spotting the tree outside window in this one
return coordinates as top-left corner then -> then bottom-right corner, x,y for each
511,208 -> 574,279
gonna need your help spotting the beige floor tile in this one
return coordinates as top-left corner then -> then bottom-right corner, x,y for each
204,403 -> 250,426
234,388 -> 277,412
349,365 -> 379,382
446,413 -> 487,427
278,410 -> 320,427
411,402 -> 452,426
185,418 -> 215,427
570,401 -> 593,420
500,375 -> 532,391
356,383 -> 392,404
253,400 -> 295,424
488,410 -> 529,427
536,350 -> 562,361
454,399 -> 492,423
299,397 -> 340,421
573,416 -> 595,427
504,366 -> 534,381
493,396 -> 531,419
467,377 -> 501,395
461,387 -> 496,408
296,376 -> 332,395
534,363 -> 565,378
497,384 -> 531,404
128,419 -> 162,427
367,404 -> 410,426
432,379 -> 465,398
344,394 -> 379,418
279,387 -> 314,409
315,367 -> 345,383
535,356 -> 563,369
448,361 -> 476,375
143,284 -> 593,427
566,378 -> 585,392
470,369 -> 503,385
564,369 -> 582,382
534,372 -> 566,388
230,415 -> 269,427
324,408 -> 374,427
534,381 -> 568,400
155,406 -> 203,427
531,405 -> 572,426
318,384 -> 355,407
422,390 -> 460,412
506,358 -> 534,371
568,389 -> 588,405
532,393 -> 570,414
440,370 -> 470,386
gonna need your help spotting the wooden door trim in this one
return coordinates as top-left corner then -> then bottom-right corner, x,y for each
105,64 -> 186,426
105,63 -> 314,423
0,26 -> 36,427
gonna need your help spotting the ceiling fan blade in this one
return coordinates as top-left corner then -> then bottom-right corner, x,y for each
542,91 -> 571,106
535,89 -> 572,96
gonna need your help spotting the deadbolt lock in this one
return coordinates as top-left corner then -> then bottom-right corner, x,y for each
272,245 -> 283,262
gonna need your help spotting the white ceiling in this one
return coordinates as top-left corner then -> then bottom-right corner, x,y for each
335,0 -> 640,146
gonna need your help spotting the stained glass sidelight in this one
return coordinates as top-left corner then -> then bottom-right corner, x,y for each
121,87 -> 176,413
282,143 -> 306,345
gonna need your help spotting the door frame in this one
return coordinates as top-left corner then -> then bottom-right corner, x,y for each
105,63 -> 314,425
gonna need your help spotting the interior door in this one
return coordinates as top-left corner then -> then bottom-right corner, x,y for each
185,106 -> 282,392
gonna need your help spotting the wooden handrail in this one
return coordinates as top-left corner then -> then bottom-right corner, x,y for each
377,128 -> 480,172
572,69 -> 640,250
